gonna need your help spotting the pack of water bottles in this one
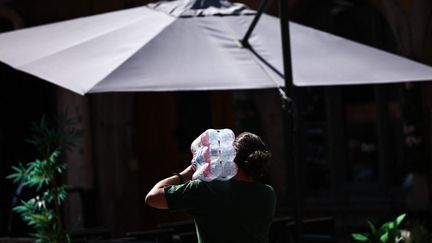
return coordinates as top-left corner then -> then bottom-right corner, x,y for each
191,129 -> 237,181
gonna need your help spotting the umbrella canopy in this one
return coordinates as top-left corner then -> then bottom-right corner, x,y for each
0,0 -> 432,95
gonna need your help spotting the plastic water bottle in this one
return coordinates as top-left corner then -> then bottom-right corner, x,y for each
220,145 -> 236,162
219,161 -> 238,181
219,129 -> 235,144
207,129 -> 219,146
190,128 -> 237,181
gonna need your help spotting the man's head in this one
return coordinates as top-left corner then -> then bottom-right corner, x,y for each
234,132 -> 272,180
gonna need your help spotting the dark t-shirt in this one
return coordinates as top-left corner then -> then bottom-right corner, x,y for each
164,179 -> 276,243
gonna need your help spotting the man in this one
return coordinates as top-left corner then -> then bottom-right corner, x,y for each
145,132 -> 276,243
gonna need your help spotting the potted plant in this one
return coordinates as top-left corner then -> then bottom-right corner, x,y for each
352,213 -> 407,243
6,114 -> 82,243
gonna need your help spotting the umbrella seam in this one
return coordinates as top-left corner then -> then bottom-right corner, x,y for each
85,11 -> 177,93
17,7 -> 167,68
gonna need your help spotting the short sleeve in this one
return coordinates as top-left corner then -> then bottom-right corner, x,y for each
164,179 -> 206,212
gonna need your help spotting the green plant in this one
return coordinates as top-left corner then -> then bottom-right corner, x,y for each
7,114 -> 82,243
352,213 -> 407,243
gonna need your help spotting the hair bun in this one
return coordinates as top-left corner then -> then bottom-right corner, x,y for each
244,150 -> 272,179
248,150 -> 272,163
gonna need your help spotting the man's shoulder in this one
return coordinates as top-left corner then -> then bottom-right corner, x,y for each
187,179 -> 212,189
263,183 -> 275,192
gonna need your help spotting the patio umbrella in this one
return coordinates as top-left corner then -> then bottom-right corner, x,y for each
1,0 -> 432,96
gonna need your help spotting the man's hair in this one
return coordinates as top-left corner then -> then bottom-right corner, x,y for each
234,132 -> 272,180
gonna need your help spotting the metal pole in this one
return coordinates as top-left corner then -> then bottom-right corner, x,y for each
278,0 -> 303,242
240,0 -> 270,48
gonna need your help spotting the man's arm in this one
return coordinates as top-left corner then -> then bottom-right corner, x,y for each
145,165 -> 194,209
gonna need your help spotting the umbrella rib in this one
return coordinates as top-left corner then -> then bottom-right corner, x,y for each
213,15 -> 285,89
243,40 -> 286,88
247,45 -> 284,79
240,0 -> 271,47
247,45 -> 290,101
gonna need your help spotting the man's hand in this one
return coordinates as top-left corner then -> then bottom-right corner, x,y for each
145,164 -> 195,209
180,165 -> 194,182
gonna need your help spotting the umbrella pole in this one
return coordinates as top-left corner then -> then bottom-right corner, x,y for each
278,0 -> 304,242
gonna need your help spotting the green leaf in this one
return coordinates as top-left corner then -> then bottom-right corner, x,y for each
13,205 -> 29,213
380,232 -> 389,243
28,177 -> 45,191
57,186 -> 67,204
381,222 -> 395,231
11,164 -> 25,172
32,214 -> 50,224
352,233 -> 369,242
48,150 -> 60,167
6,173 -> 20,181
395,213 -> 406,227
7,163 -> 29,183
368,221 -> 377,236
